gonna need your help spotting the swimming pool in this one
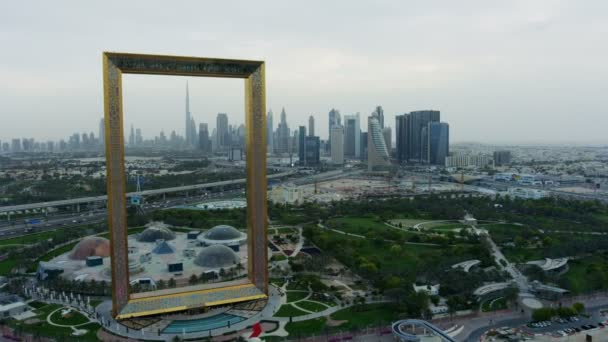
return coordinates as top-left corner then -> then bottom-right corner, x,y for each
162,313 -> 245,334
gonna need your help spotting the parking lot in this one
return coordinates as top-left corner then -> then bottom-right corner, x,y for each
522,314 -> 608,338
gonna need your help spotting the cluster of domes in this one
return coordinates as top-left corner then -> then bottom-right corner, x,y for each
69,237 -> 111,260
194,245 -> 240,268
138,223 -> 176,242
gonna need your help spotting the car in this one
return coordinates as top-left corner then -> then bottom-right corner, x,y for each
589,324 -> 596,329
599,322 -> 605,327
574,327 -> 581,332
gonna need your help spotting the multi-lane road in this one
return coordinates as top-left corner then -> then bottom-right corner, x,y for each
0,169 -> 354,241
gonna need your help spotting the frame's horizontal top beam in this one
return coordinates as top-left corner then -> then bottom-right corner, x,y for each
104,52 -> 263,78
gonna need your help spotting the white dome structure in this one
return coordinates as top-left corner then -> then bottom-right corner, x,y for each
197,225 -> 246,247
138,224 -> 176,242
194,245 -> 240,268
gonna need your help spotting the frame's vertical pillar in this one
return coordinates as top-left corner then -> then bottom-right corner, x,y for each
103,54 -> 130,316
245,63 -> 269,294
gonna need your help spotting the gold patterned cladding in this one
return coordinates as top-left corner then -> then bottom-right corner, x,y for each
102,52 -> 268,318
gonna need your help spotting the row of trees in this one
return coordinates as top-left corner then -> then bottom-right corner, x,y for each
532,302 -> 585,322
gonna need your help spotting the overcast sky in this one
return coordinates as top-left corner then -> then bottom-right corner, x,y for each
1,1 -> 607,144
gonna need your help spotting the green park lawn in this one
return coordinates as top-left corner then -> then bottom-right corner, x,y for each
559,255 -> 608,294
286,291 -> 309,303
481,297 -> 507,312
285,317 -> 327,336
0,230 -> 56,246
274,304 -> 309,318
295,300 -> 329,313
326,217 -> 418,241
282,303 -> 402,337
6,302 -> 100,342
49,308 -> 90,326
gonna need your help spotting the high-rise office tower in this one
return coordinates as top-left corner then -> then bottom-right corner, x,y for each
216,113 -> 228,151
328,108 -> 341,131
367,116 -> 390,171
308,115 -> 315,137
99,118 -> 105,146
410,110 -> 440,161
189,117 -> 197,147
135,128 -> 143,146
129,125 -> 135,146
328,108 -> 341,146
266,110 -> 274,152
276,108 -> 290,154
374,106 -> 384,129
330,126 -> 344,164
199,123 -> 210,153
422,122 -> 449,165
395,114 -> 411,163
382,127 -> 392,156
304,136 -> 320,165
493,150 -> 512,166
298,126 -> 306,163
343,113 -> 361,158
185,82 -> 191,146
360,132 -> 368,161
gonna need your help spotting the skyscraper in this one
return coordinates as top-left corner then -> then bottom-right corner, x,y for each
99,118 -> 105,147
395,114 -> 411,163
330,126 -> 344,164
382,127 -> 392,156
308,115 -> 315,137
343,113 -> 360,158
189,117 -> 197,147
216,113 -> 228,151
374,106 -> 384,128
276,108 -> 290,154
410,110 -> 440,161
199,123 -> 210,153
367,116 -> 390,171
328,108 -> 341,146
360,132 -> 368,161
185,82 -> 191,146
129,125 -> 135,146
298,126 -> 306,163
493,150 -> 512,166
423,122 -> 449,165
135,128 -> 143,146
266,110 -> 274,152
305,136 -> 320,165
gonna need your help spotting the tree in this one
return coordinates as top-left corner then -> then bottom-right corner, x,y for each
532,307 -> 556,322
168,278 -> 176,288
573,302 -> 585,314
189,274 -> 199,285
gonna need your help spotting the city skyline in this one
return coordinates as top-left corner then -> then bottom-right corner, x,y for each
1,1 -> 608,144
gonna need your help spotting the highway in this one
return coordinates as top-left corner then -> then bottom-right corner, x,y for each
0,169 -> 345,240
0,170 -> 296,214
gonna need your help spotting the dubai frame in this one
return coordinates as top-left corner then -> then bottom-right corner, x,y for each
103,52 -> 268,318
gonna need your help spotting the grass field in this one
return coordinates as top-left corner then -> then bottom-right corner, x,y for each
0,258 -> 17,276
330,303 -> 401,330
49,308 -> 90,326
274,304 -> 309,317
481,297 -> 507,312
280,303 -> 402,337
326,217 -> 417,241
7,303 -> 100,341
295,300 -> 329,313
559,255 -> 608,294
286,290 -> 309,303
0,230 -> 56,246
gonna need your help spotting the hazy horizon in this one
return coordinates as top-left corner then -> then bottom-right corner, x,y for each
1,1 -> 607,144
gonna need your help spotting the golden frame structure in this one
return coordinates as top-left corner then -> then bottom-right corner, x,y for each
103,52 -> 268,317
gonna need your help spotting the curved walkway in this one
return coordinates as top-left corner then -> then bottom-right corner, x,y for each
46,306 -> 94,336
